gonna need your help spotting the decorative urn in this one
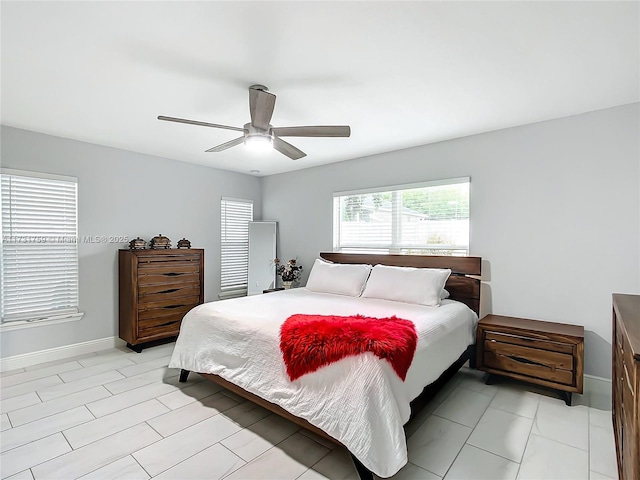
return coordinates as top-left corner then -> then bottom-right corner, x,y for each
177,238 -> 191,249
149,234 -> 171,249
128,237 -> 146,250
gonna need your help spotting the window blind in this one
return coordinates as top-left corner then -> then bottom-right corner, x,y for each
220,197 -> 253,296
1,170 -> 79,322
333,178 -> 470,255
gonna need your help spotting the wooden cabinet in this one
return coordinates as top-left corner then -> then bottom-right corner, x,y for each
476,314 -> 584,405
119,249 -> 204,351
612,294 -> 640,480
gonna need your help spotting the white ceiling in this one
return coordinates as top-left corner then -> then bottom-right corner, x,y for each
1,1 -> 638,176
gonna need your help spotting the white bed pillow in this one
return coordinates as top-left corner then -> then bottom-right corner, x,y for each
361,264 -> 452,306
305,259 -> 372,297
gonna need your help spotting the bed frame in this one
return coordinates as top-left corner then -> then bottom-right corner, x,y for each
179,253 -> 482,479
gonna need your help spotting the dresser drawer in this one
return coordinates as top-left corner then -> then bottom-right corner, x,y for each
136,254 -> 202,266
137,270 -> 200,286
616,321 -> 625,351
138,260 -> 201,271
138,283 -> 201,303
484,340 -> 574,386
138,299 -> 199,321
137,313 -> 184,338
621,373 -> 636,480
623,361 -> 636,397
621,336 -> 637,394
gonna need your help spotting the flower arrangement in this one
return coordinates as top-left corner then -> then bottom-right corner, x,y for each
274,258 -> 303,284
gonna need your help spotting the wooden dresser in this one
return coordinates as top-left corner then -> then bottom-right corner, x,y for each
119,249 -> 204,352
612,294 -> 640,480
477,314 -> 584,405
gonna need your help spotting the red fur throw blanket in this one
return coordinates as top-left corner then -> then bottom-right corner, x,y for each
280,314 -> 418,381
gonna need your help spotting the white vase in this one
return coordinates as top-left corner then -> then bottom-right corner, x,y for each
282,281 -> 293,289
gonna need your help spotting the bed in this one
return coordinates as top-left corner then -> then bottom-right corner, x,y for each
169,252 -> 482,478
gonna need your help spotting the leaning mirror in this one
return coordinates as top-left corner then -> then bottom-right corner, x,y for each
247,221 -> 277,295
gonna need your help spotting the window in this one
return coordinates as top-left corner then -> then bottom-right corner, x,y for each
333,177 -> 470,255
1,169 -> 81,325
220,197 -> 253,298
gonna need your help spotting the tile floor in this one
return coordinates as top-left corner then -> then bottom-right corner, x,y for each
0,343 -> 619,480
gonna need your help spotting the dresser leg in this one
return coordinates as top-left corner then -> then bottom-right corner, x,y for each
179,369 -> 190,383
561,391 -> 572,406
485,373 -> 498,385
126,343 -> 143,353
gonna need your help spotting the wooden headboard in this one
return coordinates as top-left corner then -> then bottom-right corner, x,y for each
319,252 -> 482,316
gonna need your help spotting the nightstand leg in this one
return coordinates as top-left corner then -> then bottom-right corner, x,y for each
561,391 -> 572,406
485,373 -> 497,385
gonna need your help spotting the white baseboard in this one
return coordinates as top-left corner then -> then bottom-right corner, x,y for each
0,336 -> 126,372
583,374 -> 612,410
584,373 -> 612,384
584,373 -> 612,393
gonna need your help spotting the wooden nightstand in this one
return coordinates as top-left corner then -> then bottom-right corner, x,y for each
476,314 -> 584,405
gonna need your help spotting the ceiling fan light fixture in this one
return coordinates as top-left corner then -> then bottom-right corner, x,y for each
244,134 -> 273,152
158,84 -> 350,160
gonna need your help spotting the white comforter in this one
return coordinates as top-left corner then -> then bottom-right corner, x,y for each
169,288 -> 477,477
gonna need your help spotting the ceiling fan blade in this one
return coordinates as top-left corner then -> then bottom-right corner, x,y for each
249,87 -> 276,130
271,126 -> 351,137
272,135 -> 306,160
205,136 -> 245,153
158,116 -> 245,132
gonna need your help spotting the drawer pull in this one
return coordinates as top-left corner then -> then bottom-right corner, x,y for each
164,304 -> 186,309
157,320 -> 179,328
158,288 -> 180,294
163,272 -> 184,277
507,355 -> 550,369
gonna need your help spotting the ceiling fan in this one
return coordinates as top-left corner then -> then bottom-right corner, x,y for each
158,85 -> 351,160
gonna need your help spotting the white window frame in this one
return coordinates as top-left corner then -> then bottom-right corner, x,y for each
333,177 -> 470,255
220,197 -> 254,299
1,168 -> 84,330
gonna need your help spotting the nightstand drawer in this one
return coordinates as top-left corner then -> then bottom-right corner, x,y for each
483,341 -> 574,386
485,331 -> 574,355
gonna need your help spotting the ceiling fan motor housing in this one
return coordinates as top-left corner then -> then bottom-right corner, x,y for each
243,122 -> 273,150
244,122 -> 273,141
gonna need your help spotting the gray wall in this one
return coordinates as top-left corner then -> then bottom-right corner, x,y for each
3,104 -> 639,376
262,104 -> 640,378
1,126 -> 262,358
